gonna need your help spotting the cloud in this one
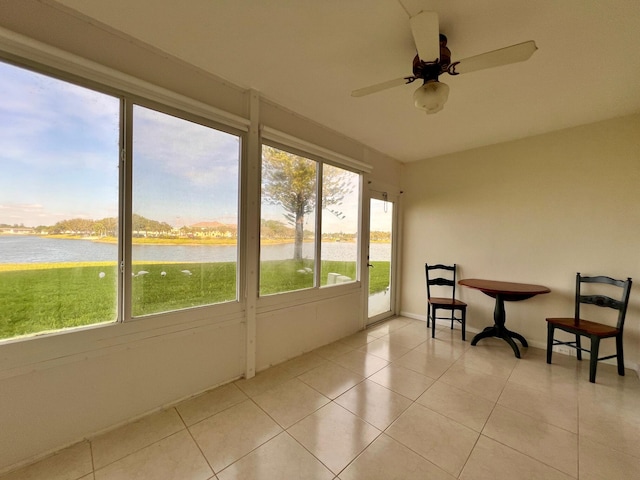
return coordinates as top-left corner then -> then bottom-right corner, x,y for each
133,105 -> 240,189
0,64 -> 120,175
0,203 -> 49,225
0,61 -> 241,227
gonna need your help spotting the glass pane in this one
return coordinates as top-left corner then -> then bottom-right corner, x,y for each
368,198 -> 393,317
260,145 -> 316,295
321,165 -> 359,287
132,105 -> 240,316
0,61 -> 119,340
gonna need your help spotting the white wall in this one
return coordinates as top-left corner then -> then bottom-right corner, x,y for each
0,3 -> 403,472
400,114 -> 640,370
0,314 -> 246,472
256,291 -> 363,369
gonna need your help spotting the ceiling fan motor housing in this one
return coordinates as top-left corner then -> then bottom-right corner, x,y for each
412,33 -> 451,81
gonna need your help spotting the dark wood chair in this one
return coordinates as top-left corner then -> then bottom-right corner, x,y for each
546,273 -> 632,383
425,263 -> 467,340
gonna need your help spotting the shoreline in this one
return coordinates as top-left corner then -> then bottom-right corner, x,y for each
0,234 -> 378,246
1,233 -> 241,246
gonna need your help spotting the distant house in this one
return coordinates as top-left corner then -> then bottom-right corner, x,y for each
0,227 -> 34,235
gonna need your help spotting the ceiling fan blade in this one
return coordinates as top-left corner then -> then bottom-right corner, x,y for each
410,11 -> 440,62
452,40 -> 537,75
351,77 -> 413,97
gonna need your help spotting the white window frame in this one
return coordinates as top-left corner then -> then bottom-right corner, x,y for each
257,128 -> 370,307
0,27 -> 249,342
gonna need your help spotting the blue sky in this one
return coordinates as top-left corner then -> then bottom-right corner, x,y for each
0,60 -> 382,234
0,61 -> 120,226
133,105 -> 240,227
0,61 -> 240,228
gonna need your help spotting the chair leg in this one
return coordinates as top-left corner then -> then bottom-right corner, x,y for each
576,334 -> 582,361
589,336 -> 600,383
461,308 -> 466,342
450,310 -> 454,330
616,334 -> 625,376
426,304 -> 430,328
546,323 -> 554,364
431,307 -> 436,338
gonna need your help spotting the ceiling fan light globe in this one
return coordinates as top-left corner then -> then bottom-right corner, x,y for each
413,81 -> 449,114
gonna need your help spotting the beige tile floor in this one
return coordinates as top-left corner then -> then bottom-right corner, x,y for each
3,316 -> 640,480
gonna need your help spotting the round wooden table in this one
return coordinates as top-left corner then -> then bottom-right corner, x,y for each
458,279 -> 551,358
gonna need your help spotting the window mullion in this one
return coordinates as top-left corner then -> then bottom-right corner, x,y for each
315,163 -> 323,288
120,98 -> 134,322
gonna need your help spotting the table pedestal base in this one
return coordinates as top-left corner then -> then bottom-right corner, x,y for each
470,293 -> 528,358
471,325 -> 528,358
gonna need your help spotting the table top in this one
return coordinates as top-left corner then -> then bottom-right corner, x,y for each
459,278 -> 551,300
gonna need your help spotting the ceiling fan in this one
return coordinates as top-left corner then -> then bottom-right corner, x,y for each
351,11 -> 537,114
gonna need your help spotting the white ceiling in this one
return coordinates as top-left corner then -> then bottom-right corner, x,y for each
51,0 -> 640,163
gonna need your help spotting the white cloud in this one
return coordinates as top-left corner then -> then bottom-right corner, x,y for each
133,105 -> 240,188
0,62 -> 120,172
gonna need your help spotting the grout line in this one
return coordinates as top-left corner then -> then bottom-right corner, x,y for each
87,440 -> 96,480
5,317 -> 638,479
183,417 -> 216,478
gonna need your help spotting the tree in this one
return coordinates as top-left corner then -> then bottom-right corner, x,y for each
260,219 -> 294,240
261,146 -> 353,260
132,214 -> 173,237
100,217 -> 118,237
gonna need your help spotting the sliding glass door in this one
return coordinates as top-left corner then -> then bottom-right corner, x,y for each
367,194 -> 396,324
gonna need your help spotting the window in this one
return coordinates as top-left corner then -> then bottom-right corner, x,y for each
0,59 -> 243,341
320,165 -> 359,287
0,52 -> 362,341
260,145 -> 317,294
131,105 -> 240,316
0,61 -> 120,339
260,144 -> 360,296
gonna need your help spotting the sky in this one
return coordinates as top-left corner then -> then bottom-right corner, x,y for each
0,60 -> 386,234
0,61 -> 240,228
0,61 -> 120,226
133,104 -> 240,227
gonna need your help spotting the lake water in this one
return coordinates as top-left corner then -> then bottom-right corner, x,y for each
0,236 -> 391,264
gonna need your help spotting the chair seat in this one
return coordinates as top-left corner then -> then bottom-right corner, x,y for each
546,317 -> 619,337
428,297 -> 467,308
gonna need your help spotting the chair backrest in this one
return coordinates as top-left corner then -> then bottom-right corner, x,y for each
425,263 -> 457,300
575,273 -> 633,330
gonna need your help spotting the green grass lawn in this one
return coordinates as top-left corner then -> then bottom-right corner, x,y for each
0,260 -> 391,339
